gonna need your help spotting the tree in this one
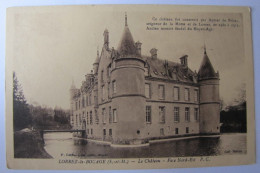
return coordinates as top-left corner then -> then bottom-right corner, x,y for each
13,72 -> 32,131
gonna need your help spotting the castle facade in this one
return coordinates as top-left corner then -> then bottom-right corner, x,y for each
70,15 -> 220,146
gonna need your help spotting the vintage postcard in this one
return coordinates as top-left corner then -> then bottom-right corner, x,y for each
5,5 -> 255,170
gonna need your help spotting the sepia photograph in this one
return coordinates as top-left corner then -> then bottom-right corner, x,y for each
5,5 -> 255,170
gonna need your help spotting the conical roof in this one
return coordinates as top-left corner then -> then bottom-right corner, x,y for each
117,14 -> 137,57
198,50 -> 218,80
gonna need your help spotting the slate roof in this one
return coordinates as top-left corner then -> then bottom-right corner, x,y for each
198,51 -> 218,80
117,26 -> 137,58
144,56 -> 198,83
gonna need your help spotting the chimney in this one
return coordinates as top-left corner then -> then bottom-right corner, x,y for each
180,55 -> 188,66
135,41 -> 142,56
150,48 -> 157,59
103,29 -> 109,50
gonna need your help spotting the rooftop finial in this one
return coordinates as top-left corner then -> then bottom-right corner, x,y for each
125,12 -> 128,26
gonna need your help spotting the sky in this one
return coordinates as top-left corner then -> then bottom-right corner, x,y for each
7,5 -> 246,109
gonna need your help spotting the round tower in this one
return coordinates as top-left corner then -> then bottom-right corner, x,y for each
110,14 -> 146,145
198,48 -> 220,135
70,80 -> 77,126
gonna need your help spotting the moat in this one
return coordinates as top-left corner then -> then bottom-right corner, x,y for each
44,133 -> 246,158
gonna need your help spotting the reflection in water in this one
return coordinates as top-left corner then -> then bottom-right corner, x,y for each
44,133 -> 246,158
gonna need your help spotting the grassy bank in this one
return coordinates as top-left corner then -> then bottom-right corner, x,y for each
14,128 -> 52,158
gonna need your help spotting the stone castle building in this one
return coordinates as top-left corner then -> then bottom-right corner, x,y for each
70,14 -> 220,146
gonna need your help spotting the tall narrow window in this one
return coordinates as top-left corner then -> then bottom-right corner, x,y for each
86,96 -> 88,106
185,107 -> 190,122
145,83 -> 151,98
194,89 -> 198,102
112,81 -> 116,94
82,97 -> 85,108
158,85 -> 165,100
175,128 -> 179,134
159,106 -> 165,123
79,101 -> 81,109
109,129 -> 112,136
91,129 -> 93,135
160,128 -> 164,135
101,70 -> 104,83
108,82 -> 110,99
194,108 -> 199,121
174,107 -> 180,122
186,127 -> 189,134
109,106 -> 112,123
87,112 -> 89,125
173,87 -> 180,101
102,85 -> 105,101
184,88 -> 190,101
89,94 -> 92,105
103,129 -> 106,136
113,109 -> 117,123
75,101 -> 78,110
79,114 -> 81,125
76,115 -> 78,126
146,106 -> 152,123
90,111 -> 93,124
102,108 -> 106,123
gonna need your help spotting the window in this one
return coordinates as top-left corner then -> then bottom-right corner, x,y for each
76,115 -> 78,125
82,97 -> 85,108
90,111 -> 93,124
112,81 -> 117,94
145,83 -> 151,98
75,101 -> 78,110
194,108 -> 199,121
108,82 -> 110,99
79,114 -> 81,125
91,128 -> 93,135
175,128 -> 179,134
79,101 -> 81,109
107,66 -> 111,77
101,85 -> 105,101
109,129 -> 112,136
86,96 -> 88,106
174,107 -> 180,122
186,127 -> 189,134
109,106 -> 112,123
103,129 -> 106,136
87,129 -> 89,134
146,106 -> 152,123
184,88 -> 190,101
158,85 -> 165,100
185,107 -> 190,122
159,106 -> 165,123
173,87 -> 180,101
194,89 -> 198,102
113,109 -> 117,123
83,111 -> 85,118
89,94 -> 92,105
87,112 -> 89,124
101,70 -> 104,82
102,108 -> 106,123
160,128 -> 164,135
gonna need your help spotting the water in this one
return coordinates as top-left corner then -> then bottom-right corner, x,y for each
44,133 -> 246,158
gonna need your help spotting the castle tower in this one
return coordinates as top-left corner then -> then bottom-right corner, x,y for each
70,79 -> 77,126
103,29 -> 109,50
198,47 -> 220,135
93,48 -> 100,75
111,13 -> 146,144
